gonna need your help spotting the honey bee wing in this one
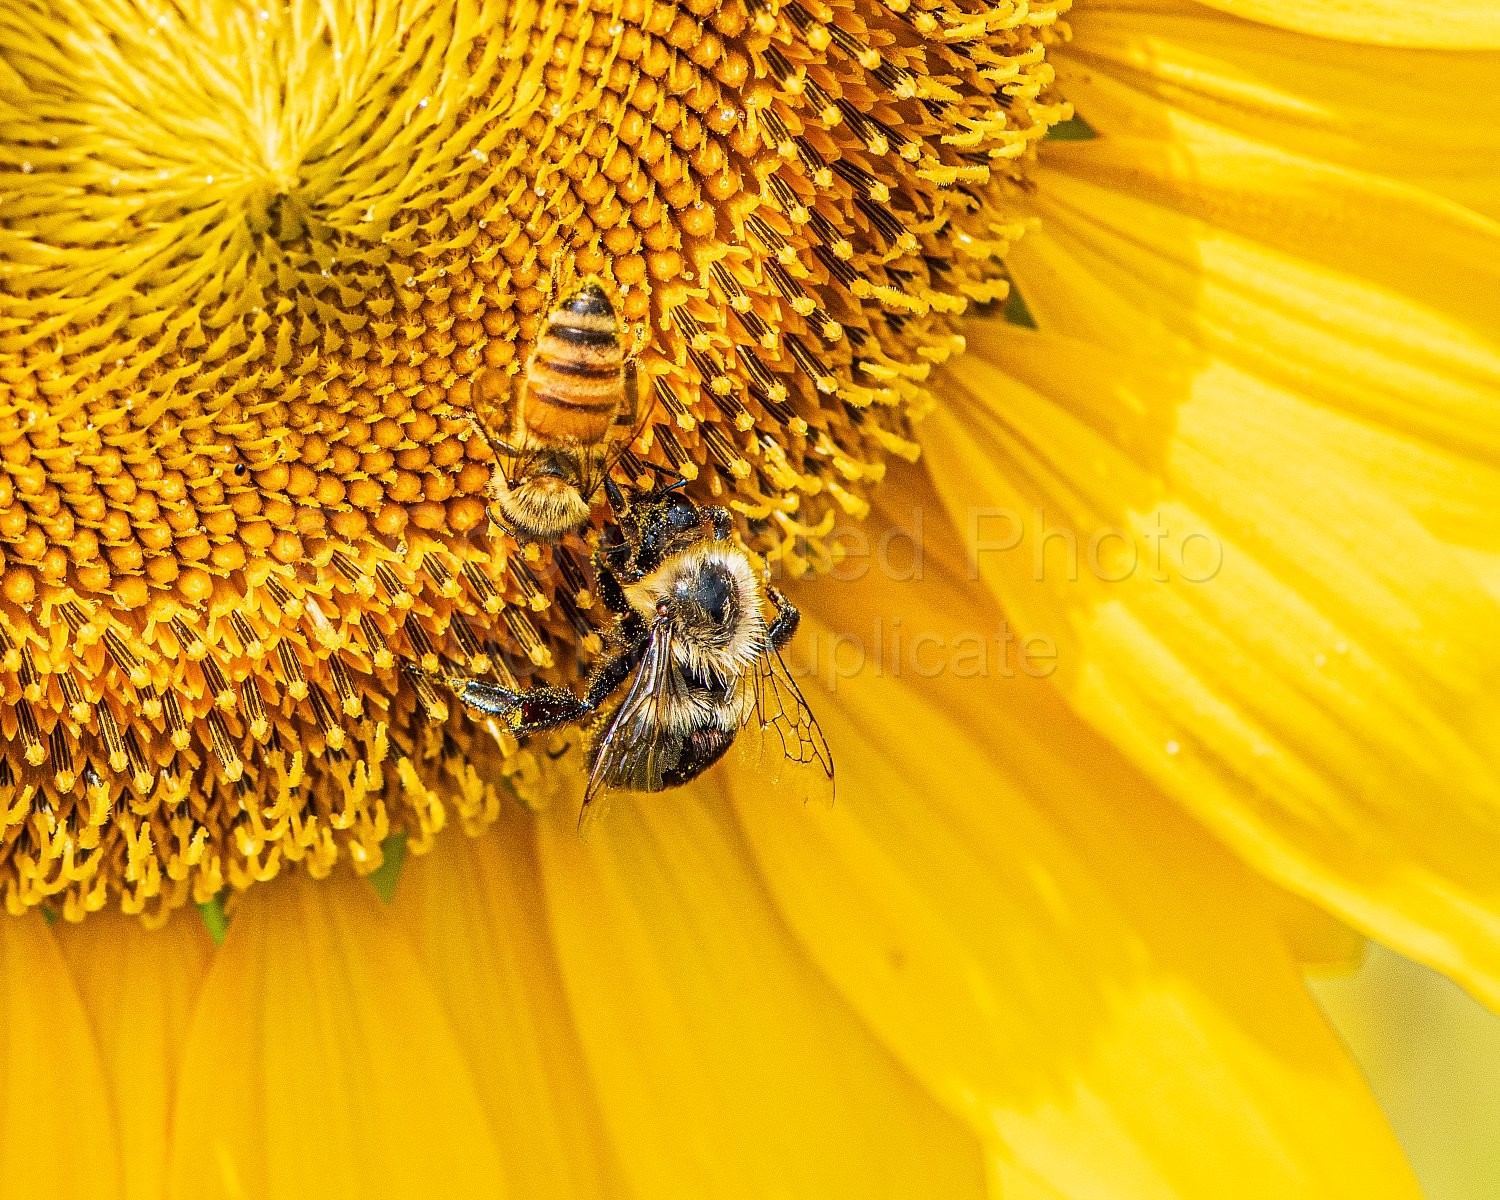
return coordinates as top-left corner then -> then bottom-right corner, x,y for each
469,372 -> 548,490
471,366 -> 524,446
581,624 -> 679,818
593,363 -> 656,496
746,643 -> 835,802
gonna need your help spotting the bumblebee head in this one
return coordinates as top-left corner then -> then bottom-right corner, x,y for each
628,543 -> 766,671
609,484 -> 706,560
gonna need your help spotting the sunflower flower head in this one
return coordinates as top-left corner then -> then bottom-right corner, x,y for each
0,0 -> 1069,919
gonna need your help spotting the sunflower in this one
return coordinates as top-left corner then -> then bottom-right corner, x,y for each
1,0 -> 1496,1191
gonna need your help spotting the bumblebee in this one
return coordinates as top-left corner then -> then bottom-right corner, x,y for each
445,479 -> 834,821
471,276 -> 640,541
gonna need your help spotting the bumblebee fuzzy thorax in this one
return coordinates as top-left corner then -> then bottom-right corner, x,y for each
626,543 -> 766,677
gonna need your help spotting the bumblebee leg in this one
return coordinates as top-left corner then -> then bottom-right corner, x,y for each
634,526 -> 666,577
504,685 -> 592,734
593,561 -> 648,643
765,587 -> 801,650
403,664 -> 524,721
595,562 -> 630,616
417,661 -> 579,732
704,505 -> 733,542
455,642 -> 642,736
604,477 -> 629,520
581,642 -> 641,710
450,677 -> 524,719
595,523 -> 641,584
638,463 -> 686,488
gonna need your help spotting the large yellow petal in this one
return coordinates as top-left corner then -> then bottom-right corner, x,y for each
0,916 -> 121,1198
1184,0 -> 1500,49
1016,137 -> 1500,553
730,483 -> 1417,1198
927,311 -> 1500,1007
1263,885 -> 1367,974
532,765 -> 988,1199
389,811 -> 626,1199
54,912 -> 213,1200
1057,0 -> 1500,219
169,870 -> 507,1199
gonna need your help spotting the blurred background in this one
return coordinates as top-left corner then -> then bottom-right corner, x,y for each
1311,948 -> 1500,1199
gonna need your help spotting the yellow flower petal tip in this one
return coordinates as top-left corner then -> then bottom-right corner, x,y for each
1196,0 -> 1500,49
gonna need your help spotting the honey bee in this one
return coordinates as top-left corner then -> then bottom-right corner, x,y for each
472,275 -> 641,541
441,478 -> 834,824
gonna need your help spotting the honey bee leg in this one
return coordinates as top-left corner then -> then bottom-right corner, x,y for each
486,508 -> 518,541
624,319 -> 649,364
765,587 -> 801,651
544,253 -> 563,309
621,357 -> 640,431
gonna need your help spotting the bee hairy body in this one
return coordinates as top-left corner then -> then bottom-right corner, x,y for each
441,481 -> 835,828
472,276 -> 637,542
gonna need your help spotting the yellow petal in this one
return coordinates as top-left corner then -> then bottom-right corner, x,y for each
1185,0 -> 1500,49
1263,886 -> 1368,975
389,813 -> 624,1199
928,312 -> 1500,1008
169,870 -> 507,1199
1018,136 -> 1500,553
730,484 -> 1417,1197
1057,0 -> 1500,219
0,916 -> 122,1198
54,912 -> 213,1200
533,775 -> 987,1199
1233,854 -> 1369,973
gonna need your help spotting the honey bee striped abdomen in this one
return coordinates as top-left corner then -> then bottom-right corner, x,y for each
519,280 -> 628,448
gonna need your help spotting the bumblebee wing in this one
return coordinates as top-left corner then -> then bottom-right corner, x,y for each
742,643 -> 835,804
581,623 -> 680,825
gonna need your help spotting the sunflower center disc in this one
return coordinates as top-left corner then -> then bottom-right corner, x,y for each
0,0 -> 1068,920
